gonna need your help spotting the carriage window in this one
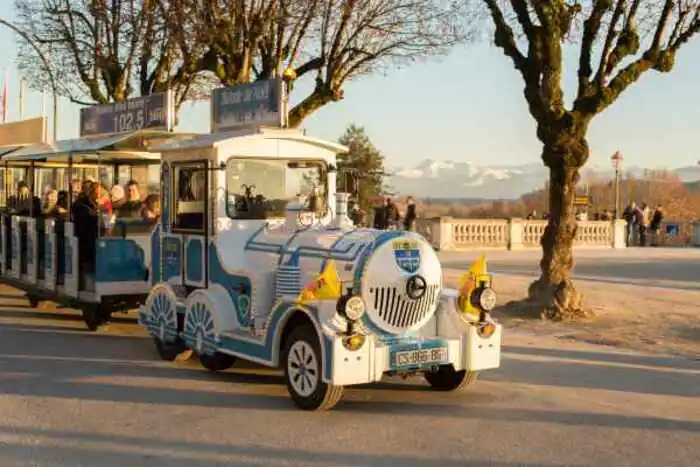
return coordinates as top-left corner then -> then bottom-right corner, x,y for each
225,158 -> 326,219
173,162 -> 207,232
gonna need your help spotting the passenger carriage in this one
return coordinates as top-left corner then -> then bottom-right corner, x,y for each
138,126 -> 503,411
0,130 -> 188,330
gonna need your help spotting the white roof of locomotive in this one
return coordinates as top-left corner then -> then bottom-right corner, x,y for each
151,126 -> 348,157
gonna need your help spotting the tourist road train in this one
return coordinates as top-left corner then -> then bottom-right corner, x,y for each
0,125 -> 502,410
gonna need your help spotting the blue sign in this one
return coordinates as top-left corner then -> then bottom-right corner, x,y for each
666,223 -> 679,238
211,79 -> 284,133
79,92 -> 173,137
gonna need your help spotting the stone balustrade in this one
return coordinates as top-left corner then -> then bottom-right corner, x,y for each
415,218 -> 629,251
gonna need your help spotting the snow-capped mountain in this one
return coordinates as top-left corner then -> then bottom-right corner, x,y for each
386,159 -> 700,200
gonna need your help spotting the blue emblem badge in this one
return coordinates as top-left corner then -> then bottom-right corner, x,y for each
393,240 -> 420,273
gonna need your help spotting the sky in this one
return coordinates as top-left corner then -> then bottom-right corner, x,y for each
1,10 -> 699,171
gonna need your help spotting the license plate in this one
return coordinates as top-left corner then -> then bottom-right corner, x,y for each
394,347 -> 448,367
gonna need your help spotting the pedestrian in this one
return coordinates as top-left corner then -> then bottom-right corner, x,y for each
373,198 -> 387,230
385,197 -> 400,230
638,202 -> 650,247
622,202 -> 637,246
403,196 -> 417,231
650,205 -> 664,246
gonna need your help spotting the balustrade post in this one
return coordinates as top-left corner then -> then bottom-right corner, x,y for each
507,218 -> 524,250
612,219 -> 627,248
692,221 -> 700,247
430,216 -> 454,251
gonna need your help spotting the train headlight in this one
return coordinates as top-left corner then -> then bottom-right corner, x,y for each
470,287 -> 497,312
344,296 -> 366,321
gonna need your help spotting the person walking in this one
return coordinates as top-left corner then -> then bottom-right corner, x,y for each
638,203 -> 650,247
650,205 -> 664,246
385,197 -> 400,230
622,202 -> 637,246
403,196 -> 417,231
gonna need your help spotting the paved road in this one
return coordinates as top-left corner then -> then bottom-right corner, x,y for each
0,289 -> 698,466
439,247 -> 700,291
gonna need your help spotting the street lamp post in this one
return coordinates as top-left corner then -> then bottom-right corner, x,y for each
0,18 -> 58,142
611,151 -> 623,219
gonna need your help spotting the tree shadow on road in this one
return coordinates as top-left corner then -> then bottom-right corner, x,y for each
0,323 -> 699,433
0,425 -> 572,467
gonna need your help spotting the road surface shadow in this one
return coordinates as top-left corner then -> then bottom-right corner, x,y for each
0,324 -> 699,431
504,345 -> 700,370
0,426 -> 570,467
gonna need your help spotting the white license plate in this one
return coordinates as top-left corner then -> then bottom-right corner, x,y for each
394,347 -> 448,367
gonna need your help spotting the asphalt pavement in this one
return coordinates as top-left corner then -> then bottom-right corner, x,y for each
0,287 -> 698,467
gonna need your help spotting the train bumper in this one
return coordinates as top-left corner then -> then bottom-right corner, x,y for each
326,323 -> 502,386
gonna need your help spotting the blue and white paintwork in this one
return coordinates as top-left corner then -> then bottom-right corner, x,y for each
138,127 -> 502,393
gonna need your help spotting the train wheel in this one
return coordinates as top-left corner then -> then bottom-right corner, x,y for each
82,306 -> 110,331
283,325 -> 344,411
154,337 -> 193,362
199,352 -> 237,372
27,294 -> 41,308
424,366 -> 478,391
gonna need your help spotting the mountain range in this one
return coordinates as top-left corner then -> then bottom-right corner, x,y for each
386,159 -> 700,200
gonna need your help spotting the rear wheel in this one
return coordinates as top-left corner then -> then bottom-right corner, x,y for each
82,306 -> 110,331
424,365 -> 478,391
27,294 -> 41,308
199,352 -> 237,372
154,337 -> 193,362
283,325 -> 344,411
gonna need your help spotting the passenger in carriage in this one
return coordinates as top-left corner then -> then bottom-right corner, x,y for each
140,194 -> 160,222
8,181 -> 32,216
43,189 -> 58,214
110,185 -> 125,211
96,183 -> 114,231
116,180 -> 142,218
71,181 -> 99,289
47,191 -> 69,218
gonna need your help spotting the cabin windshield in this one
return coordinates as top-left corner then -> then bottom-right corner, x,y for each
225,158 -> 327,219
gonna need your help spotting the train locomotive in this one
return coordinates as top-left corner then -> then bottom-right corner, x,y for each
139,127 -> 502,410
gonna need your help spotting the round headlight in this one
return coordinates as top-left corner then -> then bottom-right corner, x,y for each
478,287 -> 497,311
344,296 -> 366,321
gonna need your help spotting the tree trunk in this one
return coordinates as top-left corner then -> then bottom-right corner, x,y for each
528,137 -> 590,321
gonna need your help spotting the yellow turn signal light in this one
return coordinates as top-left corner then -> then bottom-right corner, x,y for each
343,334 -> 366,351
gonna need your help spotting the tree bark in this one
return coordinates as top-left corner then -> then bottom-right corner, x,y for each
528,133 -> 590,321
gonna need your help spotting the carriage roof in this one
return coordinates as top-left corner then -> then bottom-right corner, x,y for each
150,126 -> 348,163
1,130 -> 194,164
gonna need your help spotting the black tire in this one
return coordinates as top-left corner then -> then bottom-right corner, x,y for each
82,306 -> 109,331
27,295 -> 40,308
199,352 -> 237,372
283,325 -> 344,411
424,366 -> 478,391
154,337 -> 194,362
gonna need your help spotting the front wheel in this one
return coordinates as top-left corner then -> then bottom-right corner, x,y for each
283,326 -> 344,411
424,366 -> 478,391
199,352 -> 237,372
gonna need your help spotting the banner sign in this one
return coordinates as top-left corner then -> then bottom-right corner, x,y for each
79,91 -> 173,137
211,78 -> 285,133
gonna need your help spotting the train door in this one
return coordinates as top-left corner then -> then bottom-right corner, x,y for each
162,160 -> 209,289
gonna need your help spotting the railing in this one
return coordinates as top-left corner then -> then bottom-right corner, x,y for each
418,218 -> 626,251
417,217 -> 700,251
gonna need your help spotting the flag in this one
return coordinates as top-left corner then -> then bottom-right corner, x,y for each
457,255 -> 489,316
297,261 -> 342,303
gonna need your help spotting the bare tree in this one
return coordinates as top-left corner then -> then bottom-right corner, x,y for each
181,0 -> 469,126
13,0 -> 211,115
477,0 -> 699,319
